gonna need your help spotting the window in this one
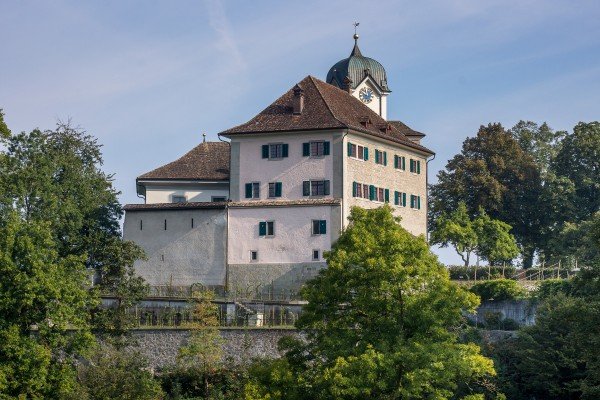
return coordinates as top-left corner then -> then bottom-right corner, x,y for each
362,184 -> 369,199
312,219 -> 327,235
140,220 -> 143,230
172,195 -> 186,203
303,180 -> 330,196
375,150 -> 387,166
268,182 -> 283,198
348,143 -> 357,158
262,143 -> 289,159
245,182 -> 260,199
191,218 -> 194,228
410,159 -> 421,174
348,142 -> 367,160
410,195 -> 422,209
211,196 -> 226,202
164,219 -> 167,230
378,188 -> 384,202
312,250 -> 320,261
304,141 -> 330,157
259,221 -> 275,236
356,182 -> 362,198
250,251 -> 258,261
395,191 -> 407,207
394,155 -> 406,171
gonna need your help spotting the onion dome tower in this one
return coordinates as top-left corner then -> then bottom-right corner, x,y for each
326,33 -> 391,119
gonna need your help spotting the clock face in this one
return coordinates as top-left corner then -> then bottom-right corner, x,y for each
359,87 -> 374,104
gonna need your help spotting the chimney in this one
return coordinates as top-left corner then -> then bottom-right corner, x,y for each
342,76 -> 353,93
292,84 -> 304,115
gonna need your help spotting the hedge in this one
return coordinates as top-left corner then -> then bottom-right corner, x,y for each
469,279 -> 527,302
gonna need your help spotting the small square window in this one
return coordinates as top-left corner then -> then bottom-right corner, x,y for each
211,196 -> 226,202
312,250 -> 320,261
312,220 -> 326,235
172,195 -> 186,203
250,251 -> 258,261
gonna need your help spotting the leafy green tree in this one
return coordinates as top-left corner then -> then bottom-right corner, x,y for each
76,345 -> 164,400
431,202 -> 519,266
551,121 -> 600,223
0,109 -> 10,139
430,123 -> 543,267
469,279 -> 526,302
246,206 -> 497,399
0,213 -> 95,398
510,120 -> 565,177
0,119 -> 148,339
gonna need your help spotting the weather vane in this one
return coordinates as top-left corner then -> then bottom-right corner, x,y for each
353,22 -> 360,36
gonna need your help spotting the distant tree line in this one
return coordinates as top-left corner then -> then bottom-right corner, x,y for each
430,121 -> 600,268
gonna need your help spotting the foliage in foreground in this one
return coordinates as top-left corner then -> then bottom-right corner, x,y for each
245,206 -> 498,399
469,279 -> 527,302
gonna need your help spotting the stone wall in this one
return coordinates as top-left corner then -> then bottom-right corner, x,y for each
467,299 -> 537,326
130,328 -> 299,369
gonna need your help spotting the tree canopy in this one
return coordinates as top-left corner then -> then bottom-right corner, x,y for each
246,206 -> 498,399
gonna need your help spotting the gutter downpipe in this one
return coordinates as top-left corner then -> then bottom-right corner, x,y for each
341,129 -> 350,232
426,153 -> 436,243
218,133 -> 231,295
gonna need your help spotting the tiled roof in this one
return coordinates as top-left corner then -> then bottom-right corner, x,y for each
220,76 -> 433,155
389,120 -> 426,138
124,198 -> 341,212
137,142 -> 230,181
124,202 -> 227,211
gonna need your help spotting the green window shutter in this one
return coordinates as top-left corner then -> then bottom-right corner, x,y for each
375,150 -> 379,164
282,144 -> 289,158
402,192 -> 407,207
347,142 -> 352,156
394,191 -> 399,205
417,160 -> 421,174
259,222 -> 266,236
385,188 -> 390,203
320,220 -> 327,234
303,143 -> 310,156
262,145 -> 269,159
324,180 -> 330,196
409,159 -> 413,172
369,185 -> 375,200
275,182 -> 282,197
364,147 -> 369,160
245,183 -> 252,198
394,155 -> 398,169
417,196 -> 421,209
384,152 -> 387,166
323,141 -> 330,155
352,181 -> 357,197
303,181 -> 310,196
402,156 -> 406,170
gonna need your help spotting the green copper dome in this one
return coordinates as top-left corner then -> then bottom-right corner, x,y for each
326,36 -> 390,92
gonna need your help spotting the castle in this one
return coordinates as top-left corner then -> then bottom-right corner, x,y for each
123,35 -> 434,295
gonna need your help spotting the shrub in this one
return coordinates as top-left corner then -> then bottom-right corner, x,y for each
470,279 -> 527,302
535,279 -> 573,299
482,311 -> 520,330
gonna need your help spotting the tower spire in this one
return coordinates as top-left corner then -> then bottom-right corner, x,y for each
351,22 -> 362,57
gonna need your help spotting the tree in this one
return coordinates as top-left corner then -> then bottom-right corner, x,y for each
0,119 -> 148,339
551,121 -> 600,223
0,109 -> 10,139
431,202 -> 519,266
430,123 -> 543,267
0,214 -> 95,398
246,206 -> 497,399
510,120 -> 565,178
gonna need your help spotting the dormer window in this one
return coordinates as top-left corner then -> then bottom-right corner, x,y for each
359,116 -> 372,128
172,195 -> 186,203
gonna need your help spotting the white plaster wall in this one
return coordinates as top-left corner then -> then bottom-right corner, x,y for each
232,132 -> 340,201
227,206 -> 333,264
343,132 -> 428,236
145,184 -> 229,204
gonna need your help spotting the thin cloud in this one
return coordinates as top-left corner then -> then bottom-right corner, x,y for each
204,0 -> 245,70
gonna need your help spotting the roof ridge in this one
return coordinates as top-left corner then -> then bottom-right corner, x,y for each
309,75 -> 346,128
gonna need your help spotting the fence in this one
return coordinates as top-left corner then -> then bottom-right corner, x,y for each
129,302 -> 301,329
448,262 -> 577,282
146,284 -> 303,302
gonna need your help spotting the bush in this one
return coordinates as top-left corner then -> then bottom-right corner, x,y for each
160,363 -> 248,399
482,311 -> 520,330
448,265 -> 517,281
535,279 -> 573,299
77,345 -> 164,400
470,279 -> 527,302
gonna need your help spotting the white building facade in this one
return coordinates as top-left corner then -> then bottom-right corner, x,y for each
123,38 -> 434,295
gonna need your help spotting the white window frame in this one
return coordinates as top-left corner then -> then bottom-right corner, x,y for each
312,249 -> 320,261
250,250 -> 258,262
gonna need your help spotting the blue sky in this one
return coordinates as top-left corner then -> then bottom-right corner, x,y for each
1,0 -> 599,264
